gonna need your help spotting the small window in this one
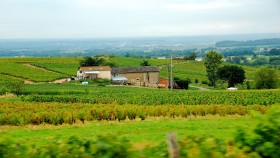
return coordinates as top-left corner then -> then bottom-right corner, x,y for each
136,78 -> 140,80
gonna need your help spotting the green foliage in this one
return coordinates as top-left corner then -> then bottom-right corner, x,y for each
184,52 -> 197,60
0,88 -> 8,95
216,38 -> 280,47
251,57 -> 268,66
0,135 -> 132,158
174,77 -> 191,89
269,56 -> 280,66
201,80 -> 209,85
218,65 -> 245,87
140,59 -> 151,66
204,51 -> 223,86
179,136 -> 227,157
79,56 -> 106,67
254,67 -> 279,89
234,108 -> 280,158
7,81 -> 24,96
269,48 -> 280,55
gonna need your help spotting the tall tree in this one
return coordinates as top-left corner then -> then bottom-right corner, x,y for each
254,67 -> 278,89
204,51 -> 223,86
140,60 -> 151,66
79,56 -> 105,67
184,53 -> 197,60
217,65 -> 245,87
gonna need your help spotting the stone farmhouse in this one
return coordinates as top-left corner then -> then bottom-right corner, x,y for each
112,66 -> 159,87
77,66 -> 160,87
77,66 -> 112,80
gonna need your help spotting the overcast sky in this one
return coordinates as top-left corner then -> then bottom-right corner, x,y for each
0,0 -> 279,39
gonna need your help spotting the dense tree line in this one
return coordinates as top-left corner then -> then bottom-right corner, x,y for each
221,48 -> 255,57
216,38 -> 280,47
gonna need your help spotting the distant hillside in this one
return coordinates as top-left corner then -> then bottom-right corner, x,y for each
0,56 -> 262,87
215,38 -> 280,47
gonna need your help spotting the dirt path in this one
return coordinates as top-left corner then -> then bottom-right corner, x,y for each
1,73 -> 34,84
21,63 -> 59,74
189,85 -> 210,91
52,78 -> 68,84
1,73 -> 68,84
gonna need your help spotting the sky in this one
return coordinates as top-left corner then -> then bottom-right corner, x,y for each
0,0 -> 279,39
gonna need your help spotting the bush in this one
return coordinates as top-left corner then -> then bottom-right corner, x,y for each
7,81 -> 24,96
201,80 -> 209,85
234,108 -> 280,157
174,77 -> 191,89
254,67 -> 278,89
0,87 -> 9,95
0,135 -> 133,158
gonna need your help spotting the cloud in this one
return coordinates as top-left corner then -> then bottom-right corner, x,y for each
70,0 -> 160,10
133,22 -> 243,37
0,0 -> 279,38
165,0 -> 239,11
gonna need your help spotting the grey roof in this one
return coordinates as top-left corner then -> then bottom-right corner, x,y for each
112,66 -> 159,74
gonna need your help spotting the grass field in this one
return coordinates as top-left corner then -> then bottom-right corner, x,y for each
0,116 -> 258,147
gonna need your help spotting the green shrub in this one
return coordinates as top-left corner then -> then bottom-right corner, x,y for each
0,87 -> 9,95
234,108 -> 280,158
174,77 -> 191,89
202,80 -> 209,85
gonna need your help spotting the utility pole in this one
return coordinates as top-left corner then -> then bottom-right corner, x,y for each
168,54 -> 173,91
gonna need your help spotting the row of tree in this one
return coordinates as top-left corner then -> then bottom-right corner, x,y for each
80,56 -> 151,67
204,51 -> 279,89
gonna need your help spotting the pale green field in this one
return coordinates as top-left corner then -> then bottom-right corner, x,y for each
0,116 -> 257,148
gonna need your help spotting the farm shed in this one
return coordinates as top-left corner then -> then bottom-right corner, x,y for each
77,66 -> 111,80
111,66 -> 159,87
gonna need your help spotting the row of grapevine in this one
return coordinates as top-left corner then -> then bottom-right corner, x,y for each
23,89 -> 280,106
0,101 -> 272,126
0,63 -> 68,82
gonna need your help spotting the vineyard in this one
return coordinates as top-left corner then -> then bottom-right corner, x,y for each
0,101 -> 272,126
0,62 -> 67,82
0,56 -> 280,157
21,85 -> 280,106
